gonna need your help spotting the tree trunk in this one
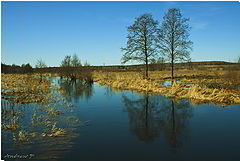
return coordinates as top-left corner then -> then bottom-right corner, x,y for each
146,57 -> 148,78
171,23 -> 174,83
171,56 -> 174,82
144,30 -> 148,78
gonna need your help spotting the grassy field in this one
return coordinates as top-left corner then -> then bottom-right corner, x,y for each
1,62 -> 240,105
1,74 -> 52,104
93,66 -> 240,105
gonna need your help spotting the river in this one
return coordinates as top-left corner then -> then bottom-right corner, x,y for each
1,77 -> 240,161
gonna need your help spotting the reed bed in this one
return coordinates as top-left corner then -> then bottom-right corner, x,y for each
1,73 -> 82,143
1,74 -> 53,104
93,71 -> 240,105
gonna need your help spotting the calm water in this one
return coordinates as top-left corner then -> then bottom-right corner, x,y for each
1,77 -> 240,161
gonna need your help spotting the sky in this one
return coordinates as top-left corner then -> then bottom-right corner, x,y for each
1,1 -> 240,67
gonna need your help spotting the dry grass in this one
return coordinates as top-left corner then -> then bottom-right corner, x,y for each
93,70 -> 240,105
1,73 -> 86,147
1,74 -> 53,104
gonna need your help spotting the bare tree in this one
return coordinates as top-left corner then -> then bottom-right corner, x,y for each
35,59 -> 47,68
60,55 -> 71,67
35,59 -> 47,82
157,8 -> 193,80
61,54 -> 82,67
121,13 -> 159,78
71,54 -> 82,67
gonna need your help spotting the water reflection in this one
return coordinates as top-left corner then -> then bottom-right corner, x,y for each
122,94 -> 162,142
1,98 -> 81,161
163,100 -> 192,148
122,94 -> 192,148
58,78 -> 93,102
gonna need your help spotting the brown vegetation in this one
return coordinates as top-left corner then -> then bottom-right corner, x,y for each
93,69 -> 240,105
1,62 -> 239,106
1,73 -> 84,146
1,74 -> 53,104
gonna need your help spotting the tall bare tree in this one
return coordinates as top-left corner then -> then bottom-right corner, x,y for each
60,55 -> 71,67
121,13 -> 159,78
35,59 -> 47,82
61,54 -> 82,67
35,59 -> 47,68
157,8 -> 193,80
71,54 -> 82,67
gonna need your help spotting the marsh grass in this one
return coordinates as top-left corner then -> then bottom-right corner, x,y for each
93,70 -> 240,105
1,116 -> 20,131
1,74 -> 85,146
1,74 -> 52,104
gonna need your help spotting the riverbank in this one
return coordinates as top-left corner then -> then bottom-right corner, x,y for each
1,74 -> 54,104
1,72 -> 239,105
93,71 -> 240,105
1,73 -> 82,140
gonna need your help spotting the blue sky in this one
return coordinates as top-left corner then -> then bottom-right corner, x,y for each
1,1 -> 240,67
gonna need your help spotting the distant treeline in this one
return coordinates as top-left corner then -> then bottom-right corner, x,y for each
1,63 -> 33,74
1,61 -> 239,74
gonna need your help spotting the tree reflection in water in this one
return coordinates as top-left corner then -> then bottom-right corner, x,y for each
164,100 -> 192,149
59,78 -> 93,102
122,94 -> 162,142
122,94 -> 192,148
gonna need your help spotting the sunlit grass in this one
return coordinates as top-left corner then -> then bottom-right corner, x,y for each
1,74 -> 52,104
1,73 -> 85,146
93,70 -> 240,105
